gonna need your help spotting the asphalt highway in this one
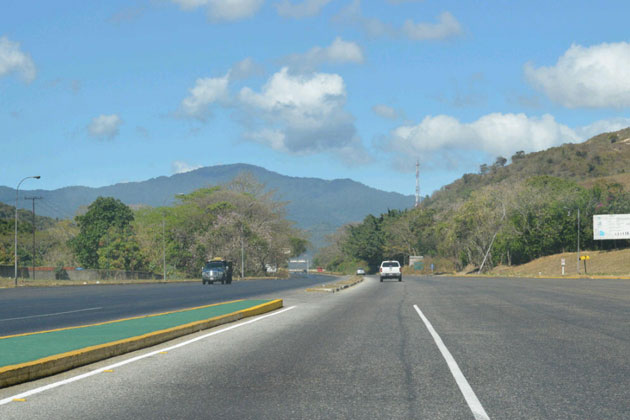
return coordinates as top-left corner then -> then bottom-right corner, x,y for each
1,275 -> 629,419
0,275 -> 327,336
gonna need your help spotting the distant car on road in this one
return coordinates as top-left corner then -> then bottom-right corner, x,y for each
202,258 -> 233,285
379,260 -> 402,282
356,268 -> 365,275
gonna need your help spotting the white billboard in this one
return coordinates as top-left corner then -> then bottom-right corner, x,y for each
593,214 -> 630,240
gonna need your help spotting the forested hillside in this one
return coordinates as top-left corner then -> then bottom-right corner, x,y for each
315,127 -> 630,273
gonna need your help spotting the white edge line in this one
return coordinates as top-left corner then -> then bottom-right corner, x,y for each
0,307 -> 103,323
0,305 -> 297,405
413,304 -> 490,420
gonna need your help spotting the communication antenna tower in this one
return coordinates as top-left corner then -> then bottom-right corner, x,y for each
415,160 -> 420,207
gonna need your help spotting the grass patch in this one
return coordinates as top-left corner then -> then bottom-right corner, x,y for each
490,248 -> 630,278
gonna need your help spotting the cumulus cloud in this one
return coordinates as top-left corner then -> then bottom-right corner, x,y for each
88,114 -> 123,140
386,113 -> 579,162
0,36 -> 36,82
402,12 -> 462,41
180,73 -> 230,119
334,1 -> 460,41
171,0 -> 264,21
275,0 -> 332,18
230,57 -> 265,80
372,104 -> 399,119
284,37 -> 364,71
238,67 -> 369,163
525,42 -> 630,108
575,117 -> 630,139
177,64 -> 371,164
172,160 -> 202,174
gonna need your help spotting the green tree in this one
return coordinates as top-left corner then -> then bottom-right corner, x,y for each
342,214 -> 384,272
97,226 -> 148,271
69,197 -> 135,268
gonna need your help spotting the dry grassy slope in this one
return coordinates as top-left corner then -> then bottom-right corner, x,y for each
490,248 -> 630,278
423,127 -> 630,212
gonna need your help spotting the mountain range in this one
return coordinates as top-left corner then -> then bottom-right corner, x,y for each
0,164 -> 414,249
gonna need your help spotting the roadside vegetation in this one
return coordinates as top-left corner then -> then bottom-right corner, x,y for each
0,174 -> 308,279
315,128 -> 630,275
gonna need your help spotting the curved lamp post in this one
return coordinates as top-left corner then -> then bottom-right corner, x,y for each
15,175 -> 40,286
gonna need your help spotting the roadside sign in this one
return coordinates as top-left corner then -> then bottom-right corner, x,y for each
593,214 -> 630,240
561,258 -> 565,266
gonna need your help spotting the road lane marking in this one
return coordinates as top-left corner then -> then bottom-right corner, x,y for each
0,307 -> 103,323
413,304 -> 490,420
0,305 -> 296,406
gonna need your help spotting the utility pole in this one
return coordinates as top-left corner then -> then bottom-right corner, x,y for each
415,160 -> 420,208
24,196 -> 42,281
241,233 -> 245,281
162,215 -> 166,281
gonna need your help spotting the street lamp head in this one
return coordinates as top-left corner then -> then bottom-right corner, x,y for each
33,176 -> 41,179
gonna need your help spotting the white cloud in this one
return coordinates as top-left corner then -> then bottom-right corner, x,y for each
172,160 -> 202,174
402,12 -> 462,41
525,42 -> 630,108
230,57 -> 265,80
575,117 -> 630,139
238,67 -> 369,163
334,1 -> 460,41
285,37 -> 364,71
177,64 -> 371,163
180,73 -> 230,119
88,114 -> 123,140
372,104 -> 399,119
387,113 -> 580,161
171,0 -> 264,21
275,0 -> 332,18
333,0 -> 395,38
0,36 -> 36,82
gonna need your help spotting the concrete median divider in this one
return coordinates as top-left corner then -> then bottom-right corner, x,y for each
0,299 -> 282,388
306,275 -> 363,293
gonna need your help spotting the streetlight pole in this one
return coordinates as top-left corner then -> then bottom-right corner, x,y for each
577,207 -> 580,274
15,176 -> 41,286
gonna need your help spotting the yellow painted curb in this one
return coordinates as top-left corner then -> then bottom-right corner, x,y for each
0,299 -> 283,388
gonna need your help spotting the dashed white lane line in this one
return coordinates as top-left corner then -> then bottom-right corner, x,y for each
413,304 -> 490,420
0,305 -> 297,406
0,307 -> 103,322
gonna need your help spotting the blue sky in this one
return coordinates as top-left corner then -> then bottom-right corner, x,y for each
2,0 -> 630,198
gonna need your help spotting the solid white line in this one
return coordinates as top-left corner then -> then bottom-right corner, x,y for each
0,307 -> 103,322
0,305 -> 297,406
413,304 -> 490,420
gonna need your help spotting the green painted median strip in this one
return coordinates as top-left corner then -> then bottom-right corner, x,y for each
0,299 -> 270,368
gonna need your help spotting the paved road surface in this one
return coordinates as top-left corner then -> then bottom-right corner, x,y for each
1,275 -> 629,419
0,275 -> 326,336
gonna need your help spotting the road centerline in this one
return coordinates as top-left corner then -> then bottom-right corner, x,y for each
0,307 -> 103,322
0,305 -> 297,406
413,304 -> 490,420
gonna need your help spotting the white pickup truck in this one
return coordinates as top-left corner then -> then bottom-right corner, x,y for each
379,260 -> 402,282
